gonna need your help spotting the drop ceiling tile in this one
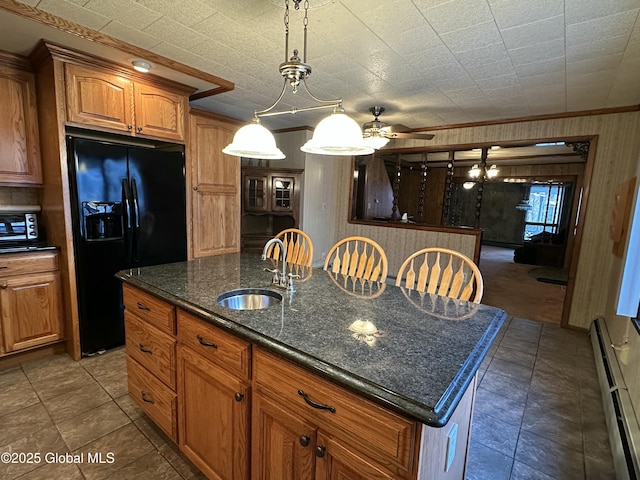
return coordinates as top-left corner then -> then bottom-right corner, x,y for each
82,0 -> 162,30
18,0 -> 40,5
500,15 -> 564,50
565,0 -> 640,24
417,0 -> 494,34
136,0 -> 217,27
149,41 -> 207,68
191,11 -> 248,47
439,20 -> 503,53
404,45 -> 461,71
382,24 -> 444,55
566,34 -> 630,63
466,59 -> 516,80
523,83 -> 566,98
143,17 -> 208,50
455,42 -> 510,68
496,105 -> 532,118
476,72 -> 520,90
519,71 -> 565,89
348,0 -> 427,38
567,55 -> 623,75
489,0 -> 564,30
36,0 -> 111,31
566,11 -> 637,46
100,20 -> 162,50
513,57 -> 565,78
608,80 -> 640,106
444,87 -> 488,102
567,70 -> 617,89
508,38 -> 565,66
431,75 -> 477,92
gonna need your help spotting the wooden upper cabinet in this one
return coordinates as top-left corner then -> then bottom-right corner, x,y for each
65,63 -> 187,142
0,55 -> 42,185
188,109 -> 242,259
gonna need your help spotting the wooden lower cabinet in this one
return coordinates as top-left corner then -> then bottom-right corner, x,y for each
177,345 -> 250,480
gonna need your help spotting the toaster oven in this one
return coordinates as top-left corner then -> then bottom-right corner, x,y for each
0,210 -> 39,244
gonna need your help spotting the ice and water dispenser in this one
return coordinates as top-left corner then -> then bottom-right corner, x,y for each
82,201 -> 123,240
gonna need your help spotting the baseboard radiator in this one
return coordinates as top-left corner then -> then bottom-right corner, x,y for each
591,318 -> 640,480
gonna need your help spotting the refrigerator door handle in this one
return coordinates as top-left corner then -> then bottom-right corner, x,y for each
122,178 -> 133,264
131,178 -> 140,263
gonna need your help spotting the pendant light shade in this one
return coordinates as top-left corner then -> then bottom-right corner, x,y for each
301,112 -> 374,156
222,121 -> 285,160
362,135 -> 390,150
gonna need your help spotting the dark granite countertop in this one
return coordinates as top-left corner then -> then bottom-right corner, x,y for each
116,253 -> 506,427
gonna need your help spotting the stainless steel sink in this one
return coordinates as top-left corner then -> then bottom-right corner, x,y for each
216,288 -> 282,310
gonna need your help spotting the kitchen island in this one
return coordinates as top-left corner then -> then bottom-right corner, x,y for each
117,253 -> 506,480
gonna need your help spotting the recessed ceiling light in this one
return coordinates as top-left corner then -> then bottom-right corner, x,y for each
132,60 -> 151,73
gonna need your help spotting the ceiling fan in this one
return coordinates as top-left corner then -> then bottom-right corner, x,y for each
362,106 -> 435,149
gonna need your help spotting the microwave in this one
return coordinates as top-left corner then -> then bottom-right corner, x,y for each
0,211 -> 39,243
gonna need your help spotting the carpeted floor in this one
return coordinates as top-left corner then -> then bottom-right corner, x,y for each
479,246 -> 566,325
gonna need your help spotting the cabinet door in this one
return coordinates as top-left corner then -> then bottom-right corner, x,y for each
188,113 -> 241,258
244,175 -> 269,212
178,345 -> 249,480
0,272 -> 63,352
252,391 -> 316,480
134,83 -> 186,141
271,176 -> 296,212
315,432 -> 396,480
65,64 -> 134,133
0,64 -> 42,184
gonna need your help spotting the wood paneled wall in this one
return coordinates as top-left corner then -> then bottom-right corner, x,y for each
336,111 -> 640,329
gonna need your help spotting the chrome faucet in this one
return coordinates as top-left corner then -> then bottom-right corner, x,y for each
262,238 -> 289,290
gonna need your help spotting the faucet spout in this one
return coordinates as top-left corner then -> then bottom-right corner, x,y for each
262,238 -> 287,289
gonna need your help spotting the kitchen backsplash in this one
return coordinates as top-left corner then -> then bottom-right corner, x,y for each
0,187 -> 39,206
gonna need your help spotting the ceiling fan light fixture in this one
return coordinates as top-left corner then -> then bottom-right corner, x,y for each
468,164 -> 482,178
362,134 -> 390,150
222,119 -> 285,160
486,164 -> 499,178
301,110 -> 374,156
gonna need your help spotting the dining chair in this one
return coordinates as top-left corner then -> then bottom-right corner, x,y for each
265,228 -> 314,267
323,236 -> 388,283
395,247 -> 483,303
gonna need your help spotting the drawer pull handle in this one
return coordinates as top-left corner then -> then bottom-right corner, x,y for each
139,344 -> 152,354
0,266 -> 7,269
315,446 -> 326,458
136,302 -> 150,311
197,335 -> 218,348
141,391 -> 154,404
297,390 -> 336,413
299,435 -> 310,447
234,392 -> 244,402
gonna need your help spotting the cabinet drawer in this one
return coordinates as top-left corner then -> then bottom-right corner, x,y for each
0,251 -> 58,277
125,312 -> 176,390
127,356 -> 178,442
123,284 -> 175,335
254,348 -> 418,477
177,309 -> 250,380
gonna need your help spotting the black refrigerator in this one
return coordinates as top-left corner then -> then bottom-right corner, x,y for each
67,137 -> 187,356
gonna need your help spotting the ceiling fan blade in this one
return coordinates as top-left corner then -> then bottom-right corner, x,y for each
389,132 -> 435,140
383,123 -> 413,133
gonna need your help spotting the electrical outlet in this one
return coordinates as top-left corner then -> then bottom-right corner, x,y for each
445,422 -> 458,472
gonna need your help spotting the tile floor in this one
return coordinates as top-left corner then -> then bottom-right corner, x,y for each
0,316 -> 615,480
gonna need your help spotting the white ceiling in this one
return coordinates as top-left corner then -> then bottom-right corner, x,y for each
2,0 -> 640,132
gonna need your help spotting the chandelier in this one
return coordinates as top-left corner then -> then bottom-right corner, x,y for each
223,0 -> 373,159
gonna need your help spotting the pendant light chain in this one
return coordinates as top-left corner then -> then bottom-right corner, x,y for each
303,0 -> 309,63
284,0 -> 289,62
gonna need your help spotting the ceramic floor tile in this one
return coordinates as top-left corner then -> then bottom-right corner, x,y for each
501,328 -> 540,346
0,426 -> 67,480
521,403 -> 583,451
82,348 -> 127,378
478,371 -> 530,404
0,403 -> 54,447
158,441 -> 203,480
102,450 -> 182,480
465,441 -> 513,480
75,423 -> 154,480
30,367 -> 97,401
91,369 -> 129,399
0,370 -> 40,416
114,393 -> 145,421
474,387 -> 526,427
526,388 -> 583,424
493,344 -> 536,369
21,353 -> 81,383
498,335 -> 539,355
509,460 -> 556,479
42,381 -> 111,423
13,462 -> 84,480
486,357 -> 533,383
471,410 -> 520,457
515,430 -> 584,480
134,416 -> 173,449
584,454 -> 617,479
56,401 -> 131,451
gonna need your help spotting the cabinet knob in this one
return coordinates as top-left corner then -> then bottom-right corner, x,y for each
193,186 -> 198,191
299,435 -> 310,447
234,392 -> 244,402
137,126 -> 143,132
127,124 -> 133,130
314,446 -> 326,458
0,283 -> 7,289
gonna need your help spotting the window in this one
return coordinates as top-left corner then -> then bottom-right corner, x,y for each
524,183 -> 569,241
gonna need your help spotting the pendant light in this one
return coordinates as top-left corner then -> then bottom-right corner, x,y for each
223,0 -> 372,159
